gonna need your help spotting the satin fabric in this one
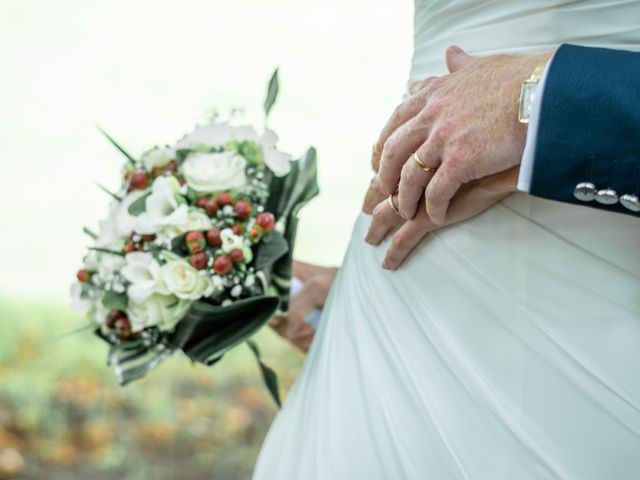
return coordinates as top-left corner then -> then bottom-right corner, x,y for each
253,2 -> 640,478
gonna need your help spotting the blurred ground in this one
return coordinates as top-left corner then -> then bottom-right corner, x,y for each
0,296 -> 304,479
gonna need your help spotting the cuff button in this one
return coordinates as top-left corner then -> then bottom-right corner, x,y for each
620,194 -> 640,212
574,182 -> 596,202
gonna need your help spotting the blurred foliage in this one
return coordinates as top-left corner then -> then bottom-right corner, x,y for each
0,296 -> 305,479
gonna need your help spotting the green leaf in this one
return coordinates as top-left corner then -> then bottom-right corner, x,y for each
88,247 -> 125,257
97,182 -> 123,202
83,227 -> 98,240
168,295 -> 279,366
246,339 -> 281,408
97,126 -> 137,165
186,187 -> 198,204
128,192 -> 150,216
102,291 -> 128,311
253,230 -> 289,271
263,68 -> 279,119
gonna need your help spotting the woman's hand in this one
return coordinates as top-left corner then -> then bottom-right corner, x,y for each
363,167 -> 519,270
268,261 -> 338,353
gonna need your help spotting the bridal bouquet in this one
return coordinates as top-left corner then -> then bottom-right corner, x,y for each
70,71 -> 318,406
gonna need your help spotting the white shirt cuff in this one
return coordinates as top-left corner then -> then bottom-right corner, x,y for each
517,59 -> 553,192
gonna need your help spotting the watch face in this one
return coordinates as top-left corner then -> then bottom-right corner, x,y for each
518,80 -> 538,123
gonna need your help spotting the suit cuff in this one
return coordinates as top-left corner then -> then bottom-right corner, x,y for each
517,58 -> 553,192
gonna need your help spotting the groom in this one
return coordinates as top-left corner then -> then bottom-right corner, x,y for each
365,43 -> 640,270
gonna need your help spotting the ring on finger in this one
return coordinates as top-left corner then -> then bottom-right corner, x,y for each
413,152 -> 438,173
387,193 -> 400,215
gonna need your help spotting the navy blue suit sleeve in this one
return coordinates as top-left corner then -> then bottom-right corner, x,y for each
530,44 -> 640,217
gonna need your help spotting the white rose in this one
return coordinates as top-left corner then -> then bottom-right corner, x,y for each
157,260 -> 214,300
176,122 -> 259,150
127,293 -> 191,332
260,129 -> 291,176
70,282 -> 92,316
170,210 -> 212,236
133,176 -> 188,234
142,147 -> 175,170
96,190 -> 145,247
121,252 -> 161,303
182,151 -> 247,193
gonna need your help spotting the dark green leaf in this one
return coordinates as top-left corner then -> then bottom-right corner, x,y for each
89,247 -> 125,257
102,291 -> 128,311
253,230 -> 289,271
97,182 -> 123,202
128,192 -> 150,216
263,68 -> 279,119
83,227 -> 98,240
97,126 -> 137,165
167,295 -> 279,366
246,339 -> 281,408
186,187 -> 198,204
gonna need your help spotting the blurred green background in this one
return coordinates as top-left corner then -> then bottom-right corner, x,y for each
0,0 -> 411,478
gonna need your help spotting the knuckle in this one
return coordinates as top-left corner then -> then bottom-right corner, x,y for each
391,234 -> 408,252
372,203 -> 386,220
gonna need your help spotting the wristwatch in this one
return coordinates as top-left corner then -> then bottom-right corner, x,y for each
518,63 -> 547,124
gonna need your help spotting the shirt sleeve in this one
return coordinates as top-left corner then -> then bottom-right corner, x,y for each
517,57 -> 554,192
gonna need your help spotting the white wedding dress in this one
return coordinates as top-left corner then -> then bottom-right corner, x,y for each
253,1 -> 640,478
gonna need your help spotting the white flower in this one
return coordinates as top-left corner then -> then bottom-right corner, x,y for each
121,252 -> 161,303
96,252 -> 126,283
175,210 -> 212,235
220,228 -> 244,253
127,293 -> 191,332
96,191 -> 146,247
157,260 -> 214,300
141,147 -> 175,171
70,282 -> 92,315
176,122 -> 259,150
182,151 -> 247,193
93,299 -> 110,327
230,284 -> 242,297
261,129 -> 291,176
133,176 -> 188,234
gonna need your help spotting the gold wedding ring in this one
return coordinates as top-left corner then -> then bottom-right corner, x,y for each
387,194 -> 400,215
413,152 -> 438,173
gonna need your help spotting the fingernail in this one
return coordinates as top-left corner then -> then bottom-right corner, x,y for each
448,45 -> 463,55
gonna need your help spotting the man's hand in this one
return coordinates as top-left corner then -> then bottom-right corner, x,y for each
373,46 -> 551,224
363,167 -> 519,270
268,261 -> 337,353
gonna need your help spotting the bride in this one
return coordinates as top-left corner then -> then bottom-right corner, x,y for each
253,1 -> 640,478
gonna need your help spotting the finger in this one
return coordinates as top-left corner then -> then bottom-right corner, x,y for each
292,261 -> 319,282
372,94 -> 429,172
364,195 -> 403,246
445,45 -> 474,73
397,138 -> 441,219
424,164 -> 462,225
378,113 -> 432,195
408,76 -> 437,95
362,176 -> 386,214
382,209 -> 433,270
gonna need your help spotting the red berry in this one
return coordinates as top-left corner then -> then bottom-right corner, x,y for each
165,160 -> 178,174
77,269 -> 91,283
217,192 -> 233,207
230,249 -> 244,263
206,227 -> 222,247
256,212 -> 275,232
213,255 -> 232,275
129,172 -> 148,190
106,309 -> 126,329
140,233 -> 156,242
124,242 -> 140,253
178,178 -> 187,186
234,200 -> 252,220
150,166 -> 162,177
124,171 -> 135,180
185,231 -> 205,253
190,252 -> 208,270
196,197 -> 209,209
249,227 -> 262,241
232,224 -> 244,235
205,199 -> 219,216
115,316 -> 132,338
